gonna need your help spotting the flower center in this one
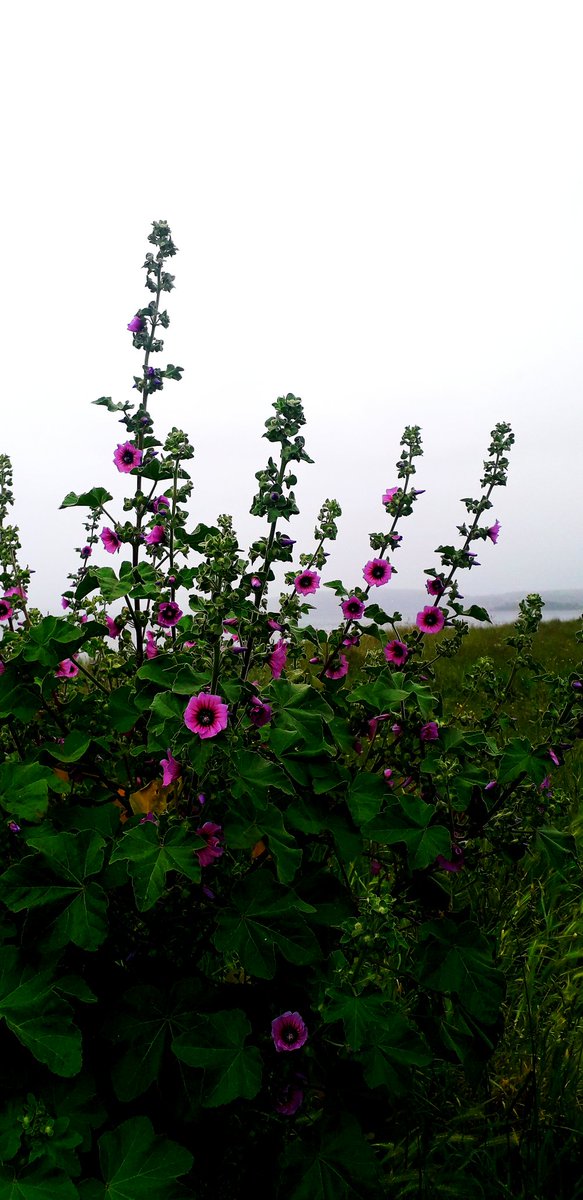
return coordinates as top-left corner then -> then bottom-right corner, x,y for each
198,708 -> 214,725
122,450 -> 134,464
282,1025 -> 298,1044
372,565 -> 384,578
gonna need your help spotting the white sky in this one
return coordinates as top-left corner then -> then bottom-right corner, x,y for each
2,1 -> 582,611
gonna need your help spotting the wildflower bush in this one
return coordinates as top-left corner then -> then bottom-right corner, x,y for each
0,222 -> 582,1199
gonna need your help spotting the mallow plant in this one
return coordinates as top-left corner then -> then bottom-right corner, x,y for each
0,221 -> 581,1200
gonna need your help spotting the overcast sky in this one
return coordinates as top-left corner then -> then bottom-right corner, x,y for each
2,1 -> 582,613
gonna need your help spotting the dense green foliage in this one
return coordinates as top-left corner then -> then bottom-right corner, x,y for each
0,224 -> 581,1198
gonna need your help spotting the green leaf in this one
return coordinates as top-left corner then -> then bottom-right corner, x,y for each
0,1167 -> 79,1199
225,802 -> 302,885
497,738 -> 549,785
172,1010 -> 262,1107
357,1013 -> 431,1092
108,685 -> 141,733
94,1116 -> 193,1200
416,919 -> 505,1025
0,762 -> 55,822
109,824 -> 201,911
106,986 -> 178,1102
92,568 -> 129,603
229,750 -> 295,805
269,680 -> 334,752
213,872 -> 318,979
280,1116 -> 380,1199
0,831 -> 108,950
44,731 -> 92,763
347,773 -> 387,826
323,990 -> 388,1051
536,827 -> 579,872
462,604 -> 491,623
0,947 -> 82,1077
365,804 -> 451,869
60,487 -> 113,510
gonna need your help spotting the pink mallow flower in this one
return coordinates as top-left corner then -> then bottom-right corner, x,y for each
271,1012 -> 308,1053
269,639 -> 288,679
160,749 -> 181,787
420,721 -> 439,742
436,847 -> 465,873
152,494 -> 170,514
249,697 -> 273,728
184,693 -> 229,739
4,586 -> 27,600
113,442 -> 143,473
382,486 -> 400,505
56,658 -> 79,679
145,631 -> 158,659
0,600 -> 14,622
100,527 -> 122,554
105,616 -> 122,639
145,525 -> 166,546
363,559 -> 392,587
487,520 -> 501,544
275,1084 -> 304,1116
294,569 -> 321,596
416,606 -> 445,634
384,640 -> 409,665
324,654 -> 349,680
61,597 -> 70,610
157,601 -> 183,627
195,821 -> 224,867
426,577 -> 446,597
341,596 -> 365,620
127,314 -> 144,332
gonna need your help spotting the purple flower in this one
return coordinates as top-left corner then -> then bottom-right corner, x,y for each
420,721 -> 439,742
384,768 -> 394,786
157,601 -> 183,628
280,535 -> 296,548
127,314 -> 144,332
0,600 -> 14,622
416,606 -> 445,634
382,486 -> 400,505
392,723 -> 402,738
145,525 -> 166,546
269,639 -> 288,679
294,570 -> 321,597
384,640 -> 409,665
249,697 -> 273,728
184,693 -> 229,739
486,520 -> 501,544
80,545 -> 92,559
100,527 -> 122,555
55,658 -> 79,679
324,654 -> 349,680
571,680 -> 582,691
105,615 -> 122,639
370,858 -> 381,877
61,597 -> 70,610
275,1084 -> 304,1116
436,847 -> 464,873
4,586 -> 27,600
139,812 -> 159,826
114,442 -> 143,473
271,1011 -> 308,1053
195,821 -> 224,867
363,559 -> 392,587
549,748 -> 560,766
160,749 -> 181,787
426,577 -> 445,597
145,631 -> 158,659
8,821 -> 20,833
152,495 -> 170,514
341,596 -> 365,620
250,576 -> 262,589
